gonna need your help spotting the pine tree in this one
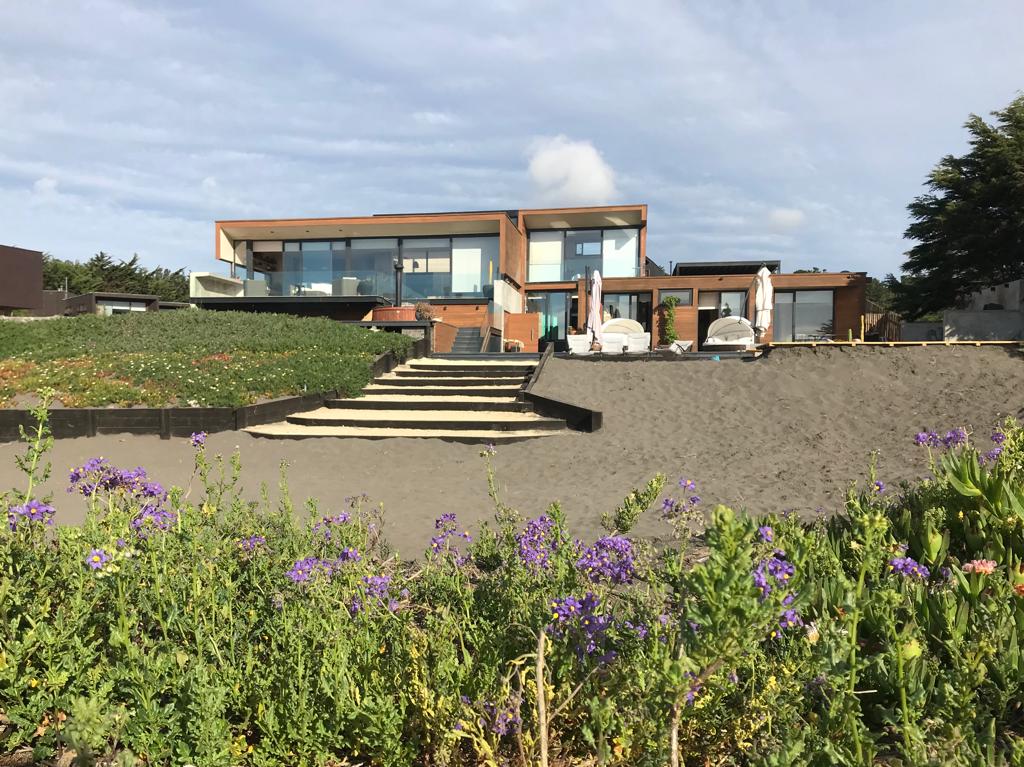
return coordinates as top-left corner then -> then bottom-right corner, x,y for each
894,94 -> 1024,319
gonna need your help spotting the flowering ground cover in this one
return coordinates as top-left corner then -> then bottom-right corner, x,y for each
0,311 -> 413,407
2,398 -> 1024,765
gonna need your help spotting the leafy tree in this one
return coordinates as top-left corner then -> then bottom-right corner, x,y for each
865,276 -> 896,311
42,252 -> 189,303
895,94 -> 1024,319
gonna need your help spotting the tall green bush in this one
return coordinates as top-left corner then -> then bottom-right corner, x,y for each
660,295 -> 680,346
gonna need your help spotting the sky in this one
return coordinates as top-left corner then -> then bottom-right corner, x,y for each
1,1 -> 1022,278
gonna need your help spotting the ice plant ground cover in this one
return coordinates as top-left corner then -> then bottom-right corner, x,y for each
0,310 -> 413,407
2,400 -> 1024,766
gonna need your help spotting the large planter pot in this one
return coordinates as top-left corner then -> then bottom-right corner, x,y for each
372,306 -> 416,322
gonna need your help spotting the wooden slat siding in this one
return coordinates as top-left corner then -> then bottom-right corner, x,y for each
432,321 -> 458,353
500,216 -> 525,288
504,313 -> 541,352
429,301 -> 489,328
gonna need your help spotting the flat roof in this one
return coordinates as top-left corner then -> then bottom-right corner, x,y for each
672,260 -> 782,276
74,292 -> 160,301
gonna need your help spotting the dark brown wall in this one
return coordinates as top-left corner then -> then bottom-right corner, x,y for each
0,245 -> 44,311
429,301 -> 490,329
432,321 -> 458,353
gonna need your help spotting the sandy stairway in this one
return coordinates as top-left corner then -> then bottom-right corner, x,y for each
244,357 -> 567,442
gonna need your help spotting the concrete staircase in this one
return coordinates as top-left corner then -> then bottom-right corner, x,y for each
245,356 -> 567,442
451,326 -> 483,354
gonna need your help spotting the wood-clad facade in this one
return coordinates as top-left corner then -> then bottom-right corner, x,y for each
206,205 -> 866,350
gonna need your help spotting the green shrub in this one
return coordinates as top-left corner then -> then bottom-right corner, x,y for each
0,311 -> 413,407
1,407 -> 1023,765
660,295 -> 680,346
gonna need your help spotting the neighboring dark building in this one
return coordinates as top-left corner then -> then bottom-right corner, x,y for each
64,292 -> 162,316
0,245 -> 44,313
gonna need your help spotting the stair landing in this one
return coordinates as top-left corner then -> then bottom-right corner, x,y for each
244,357 -> 566,442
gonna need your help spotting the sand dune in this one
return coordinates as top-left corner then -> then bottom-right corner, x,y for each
2,346 -> 1021,555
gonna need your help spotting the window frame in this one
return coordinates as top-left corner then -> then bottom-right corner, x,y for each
773,289 -> 836,342
658,289 -> 693,307
526,226 -> 640,282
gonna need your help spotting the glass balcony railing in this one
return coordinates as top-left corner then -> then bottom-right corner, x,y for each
243,270 -> 396,300
241,270 -> 494,302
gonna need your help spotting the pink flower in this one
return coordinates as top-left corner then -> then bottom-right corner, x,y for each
963,559 -> 997,576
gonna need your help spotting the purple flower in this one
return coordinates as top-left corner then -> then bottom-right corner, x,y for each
85,548 -> 110,571
622,620 -> 649,639
981,446 -> 1003,464
336,546 -> 361,564
684,672 -> 702,706
312,513 -> 351,540
753,552 -> 795,599
548,592 -> 612,660
481,443 -> 497,457
190,431 -> 207,448
872,480 -> 886,494
758,525 -> 774,543
286,556 -> 333,583
991,432 -> 1006,445
661,482 -> 701,524
430,513 -> 471,564
7,500 -> 56,531
130,506 -> 177,537
237,535 -> 267,553
770,608 -> 804,638
517,515 -> 560,572
363,575 -> 392,599
889,556 -> 929,580
576,536 -> 636,584
942,428 -> 968,448
482,695 -> 521,736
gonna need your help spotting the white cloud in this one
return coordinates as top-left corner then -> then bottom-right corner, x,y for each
1,2 -> 1023,277
412,110 -> 456,127
32,177 -> 59,195
527,136 -> 617,206
768,207 -> 806,230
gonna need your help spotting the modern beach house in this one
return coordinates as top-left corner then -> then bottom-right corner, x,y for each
191,205 -> 867,351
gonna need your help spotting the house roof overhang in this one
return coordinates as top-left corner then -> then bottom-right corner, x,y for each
216,212 -> 509,261
518,204 -> 646,231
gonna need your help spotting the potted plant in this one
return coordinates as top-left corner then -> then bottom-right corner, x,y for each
371,304 -> 417,321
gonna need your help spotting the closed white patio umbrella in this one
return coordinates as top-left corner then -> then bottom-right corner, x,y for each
587,269 -> 603,349
753,265 -> 773,339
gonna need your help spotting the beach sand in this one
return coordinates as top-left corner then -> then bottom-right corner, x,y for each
2,346 -> 1021,555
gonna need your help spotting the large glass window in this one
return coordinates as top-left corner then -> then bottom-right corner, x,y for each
659,289 -> 693,306
451,236 -> 499,297
526,291 -> 579,342
248,235 -> 496,300
603,293 -> 653,331
527,228 -> 640,282
697,290 -> 746,318
719,291 -> 746,318
402,238 -> 451,300
300,241 -> 333,295
563,230 -> 603,281
349,238 -> 398,297
527,231 -> 563,282
773,290 -> 834,341
602,229 -> 639,277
